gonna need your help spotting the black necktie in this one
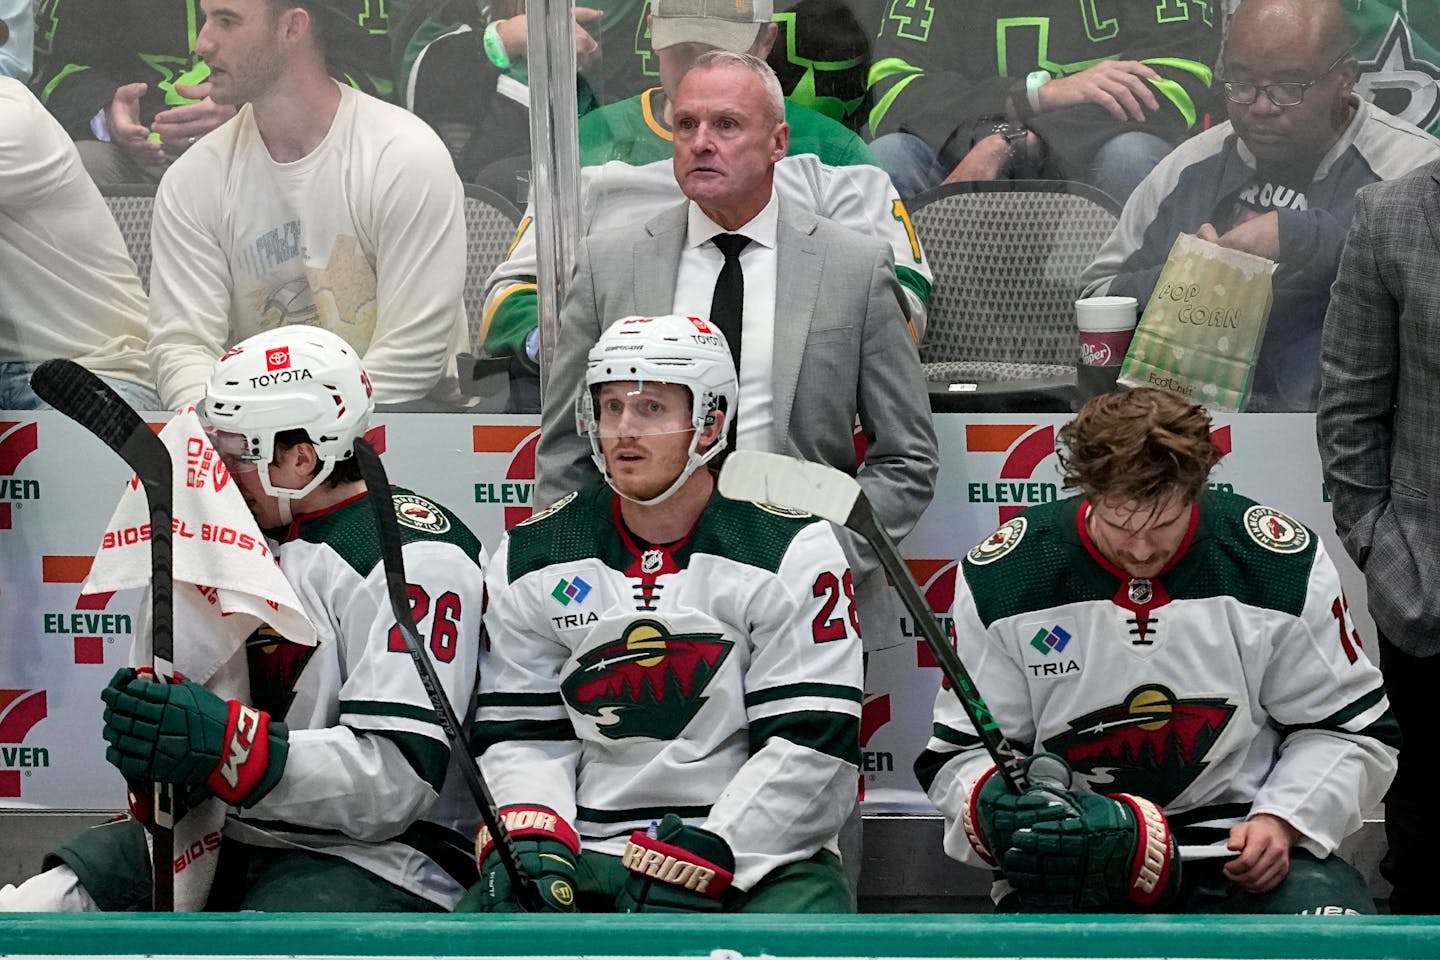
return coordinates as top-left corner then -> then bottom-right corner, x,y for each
708,233 -> 751,373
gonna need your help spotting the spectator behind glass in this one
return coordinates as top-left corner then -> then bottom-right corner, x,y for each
392,0 -> 608,189
766,0 -> 876,134
1349,0 -> 1440,140
1081,0 -> 1440,412
0,0 -> 33,81
27,0 -> 395,186
146,0 -> 470,411
919,387 -> 1398,914
866,0 -> 1220,202
1318,158 -> 1440,914
0,78 -> 159,410
480,0 -> 932,407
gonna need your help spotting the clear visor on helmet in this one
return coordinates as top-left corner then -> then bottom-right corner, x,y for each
198,416 -> 263,473
582,381 -> 697,438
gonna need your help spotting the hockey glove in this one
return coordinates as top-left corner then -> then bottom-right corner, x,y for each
961,759 -> 1076,865
1002,790 -> 1181,911
100,667 -> 288,807
616,813 -> 735,912
473,805 -> 580,912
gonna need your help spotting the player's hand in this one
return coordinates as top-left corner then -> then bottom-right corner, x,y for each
1037,60 -> 1162,122
961,758 -> 1074,865
1003,790 -> 1180,911
616,813 -> 734,912
100,667 -> 288,807
151,82 -> 237,160
1214,212 -> 1282,262
105,83 -> 166,168
1224,813 -> 1299,893
472,805 -> 579,912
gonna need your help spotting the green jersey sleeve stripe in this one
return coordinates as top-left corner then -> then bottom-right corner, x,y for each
339,699 -> 440,726
372,728 -> 451,791
897,266 -> 932,303
476,691 -> 565,708
744,682 -> 863,707
932,722 -> 982,749
469,718 -> 577,755
577,804 -> 713,824
749,710 -> 860,765
913,747 -> 957,794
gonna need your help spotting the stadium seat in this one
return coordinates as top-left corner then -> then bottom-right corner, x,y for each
98,184 -> 157,294
907,180 -> 1121,412
457,183 -> 525,411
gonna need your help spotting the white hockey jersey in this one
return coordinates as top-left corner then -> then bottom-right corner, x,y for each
224,487 -> 488,909
473,483 -> 863,891
919,491 -> 1398,870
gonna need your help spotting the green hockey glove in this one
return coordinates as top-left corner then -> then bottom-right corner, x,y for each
1002,790 -> 1181,911
473,805 -> 579,912
100,667 -> 288,807
961,758 -> 1077,865
616,813 -> 735,913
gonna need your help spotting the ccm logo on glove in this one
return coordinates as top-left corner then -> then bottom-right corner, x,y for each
207,700 -> 273,803
621,833 -> 733,897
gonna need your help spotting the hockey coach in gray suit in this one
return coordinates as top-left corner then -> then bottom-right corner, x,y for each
536,51 -> 938,653
1317,158 -> 1440,915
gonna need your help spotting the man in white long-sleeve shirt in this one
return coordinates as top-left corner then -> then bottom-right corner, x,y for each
146,0 -> 470,410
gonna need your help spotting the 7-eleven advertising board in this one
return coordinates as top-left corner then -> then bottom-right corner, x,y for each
0,413 -> 1369,815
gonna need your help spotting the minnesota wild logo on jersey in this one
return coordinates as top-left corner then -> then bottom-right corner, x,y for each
1043,684 -> 1236,806
245,624 -> 316,720
561,619 -> 732,741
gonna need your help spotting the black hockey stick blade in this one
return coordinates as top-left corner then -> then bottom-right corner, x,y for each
719,451 -> 1029,792
352,439 -> 543,911
30,358 -> 177,909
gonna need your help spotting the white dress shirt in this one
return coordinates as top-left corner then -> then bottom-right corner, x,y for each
672,190 -> 780,453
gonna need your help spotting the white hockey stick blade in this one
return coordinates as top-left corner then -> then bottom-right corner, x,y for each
719,451 -> 861,525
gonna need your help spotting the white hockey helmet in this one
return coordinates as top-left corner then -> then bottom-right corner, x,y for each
201,326 -> 375,506
578,314 -> 737,505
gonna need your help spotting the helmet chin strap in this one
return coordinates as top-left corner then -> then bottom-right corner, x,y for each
258,458 -> 338,527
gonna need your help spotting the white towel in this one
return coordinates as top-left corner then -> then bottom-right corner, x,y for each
84,408 -> 316,911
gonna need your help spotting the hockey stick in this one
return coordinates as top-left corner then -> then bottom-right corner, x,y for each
351,439 -> 543,911
30,359 -> 176,910
718,451 -> 1030,792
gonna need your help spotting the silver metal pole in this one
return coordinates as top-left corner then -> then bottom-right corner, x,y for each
525,0 -> 582,401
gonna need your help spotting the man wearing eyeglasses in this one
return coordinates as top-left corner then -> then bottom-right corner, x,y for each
1081,0 -> 1440,413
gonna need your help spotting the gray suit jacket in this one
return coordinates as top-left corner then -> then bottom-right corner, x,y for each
536,198 -> 938,607
1317,159 -> 1440,656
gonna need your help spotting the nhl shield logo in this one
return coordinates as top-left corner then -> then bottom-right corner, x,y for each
1243,506 -> 1310,554
1128,578 -> 1153,604
641,549 -> 664,574
967,516 -> 1027,566
393,494 -> 451,534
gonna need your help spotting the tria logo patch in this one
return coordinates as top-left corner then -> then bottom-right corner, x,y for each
1029,624 -> 1071,655
552,576 -> 592,607
1044,683 -> 1236,806
562,619 -> 731,740
266,347 -> 290,371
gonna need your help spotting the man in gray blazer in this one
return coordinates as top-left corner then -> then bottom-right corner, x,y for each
1317,158 -> 1440,915
536,51 -> 937,652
